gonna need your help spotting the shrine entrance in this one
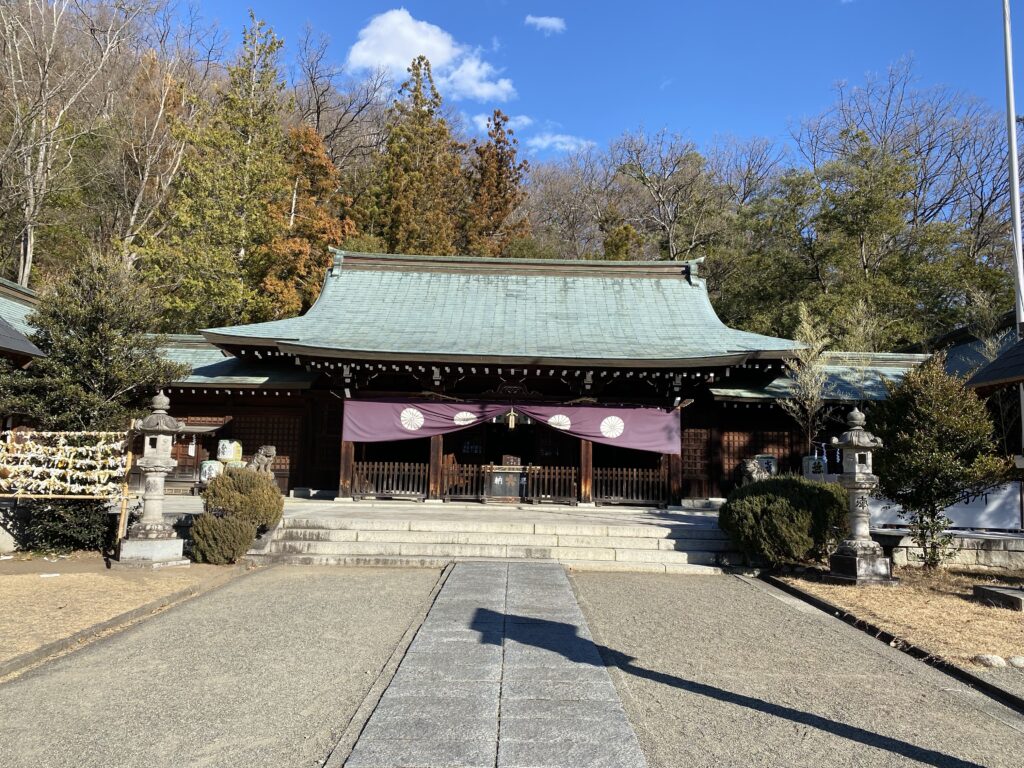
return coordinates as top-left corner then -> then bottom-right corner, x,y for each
345,409 -> 675,506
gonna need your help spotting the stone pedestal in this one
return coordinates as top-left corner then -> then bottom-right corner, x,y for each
826,541 -> 897,586
114,537 -> 188,569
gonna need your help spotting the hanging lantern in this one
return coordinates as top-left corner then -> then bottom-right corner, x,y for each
507,409 -> 517,430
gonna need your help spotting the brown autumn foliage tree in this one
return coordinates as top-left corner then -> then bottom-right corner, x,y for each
255,125 -> 355,318
463,110 -> 529,257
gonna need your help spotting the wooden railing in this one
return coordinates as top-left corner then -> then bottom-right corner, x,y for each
442,464 -> 486,500
353,461 -> 428,499
594,466 -> 667,505
524,465 -> 578,505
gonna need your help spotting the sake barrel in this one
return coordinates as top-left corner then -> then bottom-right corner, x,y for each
199,460 -> 224,484
225,460 -> 247,470
217,440 -> 243,462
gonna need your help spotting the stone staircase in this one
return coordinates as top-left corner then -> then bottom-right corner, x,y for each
248,511 -> 739,574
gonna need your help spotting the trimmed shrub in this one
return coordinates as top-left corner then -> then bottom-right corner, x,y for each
201,467 -> 283,534
1,500 -> 115,553
190,512 -> 256,565
718,475 -> 847,566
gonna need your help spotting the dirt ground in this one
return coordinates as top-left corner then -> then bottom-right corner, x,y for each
0,551 -> 233,666
781,568 -> 1024,666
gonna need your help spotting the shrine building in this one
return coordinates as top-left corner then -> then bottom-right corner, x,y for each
158,250 -> 925,505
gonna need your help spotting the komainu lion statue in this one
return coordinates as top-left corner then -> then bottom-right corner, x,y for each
246,445 -> 276,475
740,458 -> 770,486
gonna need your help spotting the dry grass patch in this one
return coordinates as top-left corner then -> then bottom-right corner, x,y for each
781,568 -> 1024,666
0,552 -> 227,666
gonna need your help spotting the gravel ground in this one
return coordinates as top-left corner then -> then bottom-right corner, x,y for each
0,553 -> 222,665
571,572 -> 1024,768
0,565 -> 441,768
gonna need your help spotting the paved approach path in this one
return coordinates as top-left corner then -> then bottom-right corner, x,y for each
0,567 -> 440,768
344,563 -> 646,768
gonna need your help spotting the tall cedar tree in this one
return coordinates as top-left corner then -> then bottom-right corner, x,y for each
0,252 -> 188,430
463,110 -> 529,256
254,125 -> 356,318
872,355 -> 1010,568
376,57 -> 464,255
142,14 -> 291,331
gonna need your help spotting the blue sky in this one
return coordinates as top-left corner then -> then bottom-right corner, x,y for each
200,1 -> 1024,158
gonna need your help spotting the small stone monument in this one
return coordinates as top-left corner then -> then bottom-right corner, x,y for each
826,408 -> 897,586
114,391 -> 189,569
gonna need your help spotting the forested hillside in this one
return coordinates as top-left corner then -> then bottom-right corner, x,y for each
0,3 -> 1014,347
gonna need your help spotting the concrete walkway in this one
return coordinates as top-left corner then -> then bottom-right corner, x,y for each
0,567 -> 440,768
344,563 -> 646,768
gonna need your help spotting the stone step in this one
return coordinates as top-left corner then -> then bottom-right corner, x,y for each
248,552 -> 725,574
274,528 -> 733,552
268,539 -> 724,565
279,516 -> 729,540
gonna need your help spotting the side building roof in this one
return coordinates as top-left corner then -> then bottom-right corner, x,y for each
203,250 -> 799,367
710,352 -> 929,403
161,335 -> 316,389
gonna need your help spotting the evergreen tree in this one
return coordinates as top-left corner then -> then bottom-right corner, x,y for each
141,13 -> 291,331
873,355 -> 1010,568
374,56 -> 464,255
463,110 -> 529,256
0,252 -> 188,430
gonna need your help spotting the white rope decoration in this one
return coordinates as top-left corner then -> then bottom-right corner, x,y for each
0,430 -> 129,497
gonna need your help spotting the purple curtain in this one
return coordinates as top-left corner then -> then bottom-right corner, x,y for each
342,400 -> 680,454
342,401 -> 508,443
516,405 -> 680,454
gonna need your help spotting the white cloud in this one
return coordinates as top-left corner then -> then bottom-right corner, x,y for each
525,15 -> 567,35
347,9 -> 515,102
526,132 -> 595,153
471,113 -> 534,133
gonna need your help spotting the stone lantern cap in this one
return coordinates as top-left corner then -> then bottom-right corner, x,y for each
830,408 -> 883,450
135,390 -> 184,434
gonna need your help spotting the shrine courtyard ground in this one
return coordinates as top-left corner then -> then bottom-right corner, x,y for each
0,565 -> 1023,768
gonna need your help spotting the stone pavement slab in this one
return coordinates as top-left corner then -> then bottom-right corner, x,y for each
0,566 -> 441,768
572,572 -> 1024,768
344,562 -> 647,768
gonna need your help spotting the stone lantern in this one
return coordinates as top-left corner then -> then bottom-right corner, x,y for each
115,391 -> 188,568
826,407 -> 897,586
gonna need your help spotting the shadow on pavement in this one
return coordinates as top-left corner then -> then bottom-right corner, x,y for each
470,608 -> 983,768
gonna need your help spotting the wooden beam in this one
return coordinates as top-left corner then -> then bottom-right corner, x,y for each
339,440 -> 355,498
579,439 -> 593,504
428,434 -> 444,500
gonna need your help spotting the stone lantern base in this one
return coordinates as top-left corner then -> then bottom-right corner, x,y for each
112,523 -> 189,570
825,542 -> 898,586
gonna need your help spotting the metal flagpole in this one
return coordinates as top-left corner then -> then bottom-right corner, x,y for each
1002,0 -> 1024,458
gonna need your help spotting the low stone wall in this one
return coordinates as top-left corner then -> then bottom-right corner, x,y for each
882,534 -> 1024,570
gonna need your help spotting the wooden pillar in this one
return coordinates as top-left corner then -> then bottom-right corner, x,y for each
428,434 -> 443,500
579,439 -> 593,504
709,427 -> 723,498
668,453 -> 683,505
338,440 -> 355,498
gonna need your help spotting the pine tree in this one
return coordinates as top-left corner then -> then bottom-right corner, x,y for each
375,56 -> 464,255
141,13 -> 291,331
0,252 -> 188,430
463,110 -> 529,256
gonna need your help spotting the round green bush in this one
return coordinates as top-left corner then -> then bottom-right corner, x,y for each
201,467 -> 283,533
190,512 -> 256,565
718,475 -> 848,566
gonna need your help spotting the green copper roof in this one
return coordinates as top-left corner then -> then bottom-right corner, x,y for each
160,335 -> 315,388
203,251 -> 798,367
711,352 -> 929,402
